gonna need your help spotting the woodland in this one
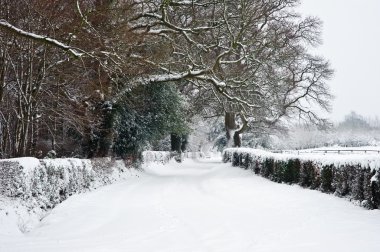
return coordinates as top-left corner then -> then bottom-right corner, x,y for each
0,0 -> 332,159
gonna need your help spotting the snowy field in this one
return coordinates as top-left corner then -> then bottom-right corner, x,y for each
1,158 -> 380,252
297,146 -> 380,154
275,146 -> 380,156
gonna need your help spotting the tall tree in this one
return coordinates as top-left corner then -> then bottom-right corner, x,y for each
0,0 -> 333,157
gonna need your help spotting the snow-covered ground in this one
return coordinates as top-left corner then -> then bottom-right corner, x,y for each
1,158 -> 380,252
298,145 -> 380,153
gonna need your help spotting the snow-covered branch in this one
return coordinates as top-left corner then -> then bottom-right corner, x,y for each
113,69 -> 210,103
0,19 -> 84,57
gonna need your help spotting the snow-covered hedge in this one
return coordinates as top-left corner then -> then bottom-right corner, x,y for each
142,151 -> 173,164
0,157 -> 133,210
141,151 -> 210,163
223,148 -> 380,209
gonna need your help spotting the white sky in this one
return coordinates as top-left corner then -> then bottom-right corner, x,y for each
299,0 -> 380,122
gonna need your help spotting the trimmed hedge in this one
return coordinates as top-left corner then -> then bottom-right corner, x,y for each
142,151 -> 173,164
0,152 -> 173,210
0,158 -> 134,210
223,149 -> 380,209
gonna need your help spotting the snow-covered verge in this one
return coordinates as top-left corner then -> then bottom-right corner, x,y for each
223,148 -> 380,209
142,151 -> 212,163
142,151 -> 172,164
0,158 -> 136,208
0,151 -> 175,235
0,157 -> 142,235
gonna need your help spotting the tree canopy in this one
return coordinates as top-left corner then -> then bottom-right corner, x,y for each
0,0 -> 333,158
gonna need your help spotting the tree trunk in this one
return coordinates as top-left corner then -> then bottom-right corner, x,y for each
225,112 -> 248,147
82,126 -> 96,158
225,112 -> 237,146
233,114 -> 248,147
171,133 -> 182,153
96,103 -> 115,157
181,134 -> 189,152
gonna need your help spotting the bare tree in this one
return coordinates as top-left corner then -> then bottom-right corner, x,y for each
126,0 -> 333,147
0,0 -> 333,156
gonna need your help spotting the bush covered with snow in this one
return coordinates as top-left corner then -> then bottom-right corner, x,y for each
142,151 -> 173,164
223,148 -> 380,209
0,153 -> 173,211
0,157 -> 134,210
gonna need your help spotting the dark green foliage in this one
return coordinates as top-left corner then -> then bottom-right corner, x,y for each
243,154 -> 251,170
113,83 -> 189,158
170,133 -> 189,153
333,167 -> 350,196
272,161 -> 285,182
362,168 -> 374,209
171,133 -> 182,152
352,166 -> 365,201
282,159 -> 301,184
294,159 -> 302,183
261,158 -> 274,178
213,136 -> 228,152
300,161 -> 320,189
222,151 -> 230,163
253,160 -> 261,174
238,153 -> 244,168
320,165 -> 334,192
349,167 -> 373,209
334,165 -> 356,199
232,152 -> 240,167
333,166 -> 376,209
371,172 -> 380,209
225,149 -> 380,209
180,135 -> 189,152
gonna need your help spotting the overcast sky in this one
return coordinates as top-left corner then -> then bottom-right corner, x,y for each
299,0 -> 380,122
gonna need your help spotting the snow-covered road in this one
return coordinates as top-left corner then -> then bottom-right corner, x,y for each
2,158 -> 380,252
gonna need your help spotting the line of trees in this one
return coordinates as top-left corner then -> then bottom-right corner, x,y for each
0,0 -> 332,159
267,112 -> 380,150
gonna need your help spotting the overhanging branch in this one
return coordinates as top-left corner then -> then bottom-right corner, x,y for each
0,19 -> 84,58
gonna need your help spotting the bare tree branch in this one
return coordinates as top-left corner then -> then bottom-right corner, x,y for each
0,19 -> 84,57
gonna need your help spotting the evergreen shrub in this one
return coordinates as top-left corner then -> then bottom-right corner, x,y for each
282,159 -> 301,184
232,152 -> 240,167
320,165 -> 334,192
223,149 -> 380,209
262,158 -> 274,178
300,161 -> 320,189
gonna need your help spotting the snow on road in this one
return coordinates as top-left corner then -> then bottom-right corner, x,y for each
1,158 -> 380,252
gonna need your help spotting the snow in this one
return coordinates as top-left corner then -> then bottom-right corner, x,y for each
0,20 -> 83,57
0,157 -> 144,238
0,196 -> 47,235
299,145 -> 380,153
142,151 -> 172,164
371,171 -> 379,183
226,147 -> 380,170
2,157 -> 41,174
1,158 -> 380,251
